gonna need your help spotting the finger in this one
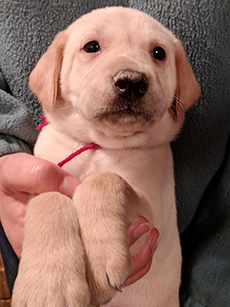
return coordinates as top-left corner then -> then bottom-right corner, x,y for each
126,227 -> 159,284
123,254 -> 152,287
128,216 -> 149,246
0,153 -> 80,198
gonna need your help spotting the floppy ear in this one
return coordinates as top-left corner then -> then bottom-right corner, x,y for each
170,39 -> 200,122
29,31 -> 68,112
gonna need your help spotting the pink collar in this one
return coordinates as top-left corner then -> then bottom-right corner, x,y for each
57,143 -> 101,168
37,117 -> 101,168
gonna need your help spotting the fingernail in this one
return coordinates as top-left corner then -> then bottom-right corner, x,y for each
133,223 -> 149,239
59,176 -> 81,198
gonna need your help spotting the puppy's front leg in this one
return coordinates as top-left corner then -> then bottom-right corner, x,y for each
12,192 -> 90,307
73,172 -> 144,306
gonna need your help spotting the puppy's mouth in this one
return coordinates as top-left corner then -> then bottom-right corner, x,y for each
93,98 -> 155,127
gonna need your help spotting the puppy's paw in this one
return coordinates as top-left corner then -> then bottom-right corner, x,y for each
12,277 -> 90,307
85,240 -> 130,306
12,192 -> 90,307
73,173 -> 138,305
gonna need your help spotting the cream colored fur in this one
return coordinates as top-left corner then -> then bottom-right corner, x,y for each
11,7 -> 200,307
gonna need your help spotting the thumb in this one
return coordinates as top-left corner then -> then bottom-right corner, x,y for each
1,153 -> 80,198
58,175 -> 81,198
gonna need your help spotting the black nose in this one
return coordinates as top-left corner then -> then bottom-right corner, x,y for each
113,70 -> 148,99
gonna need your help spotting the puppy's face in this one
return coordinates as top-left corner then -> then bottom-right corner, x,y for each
30,7 -> 200,148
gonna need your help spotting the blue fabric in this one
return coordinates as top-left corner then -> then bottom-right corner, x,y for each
0,0 -> 229,306
0,222 -> 19,294
182,292 -> 207,307
0,71 -> 10,93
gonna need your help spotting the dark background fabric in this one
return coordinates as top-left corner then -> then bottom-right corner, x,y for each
0,1 -> 229,306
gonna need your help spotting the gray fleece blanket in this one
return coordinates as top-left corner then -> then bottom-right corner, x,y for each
0,0 -> 230,306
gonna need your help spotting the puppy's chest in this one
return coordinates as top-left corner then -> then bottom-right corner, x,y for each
62,149 -> 133,182
62,147 -> 170,216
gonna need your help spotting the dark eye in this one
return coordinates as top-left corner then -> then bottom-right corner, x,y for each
83,41 -> 100,53
152,47 -> 166,61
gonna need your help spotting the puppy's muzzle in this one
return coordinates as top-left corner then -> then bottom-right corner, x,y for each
93,70 -> 152,126
113,70 -> 148,100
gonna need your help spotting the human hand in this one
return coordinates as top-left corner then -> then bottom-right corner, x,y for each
125,217 -> 159,287
0,153 -> 80,258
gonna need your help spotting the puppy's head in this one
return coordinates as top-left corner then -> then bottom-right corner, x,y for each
29,7 -> 200,149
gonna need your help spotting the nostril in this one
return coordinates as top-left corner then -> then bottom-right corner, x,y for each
113,70 -> 148,98
115,79 -> 130,93
134,79 -> 148,97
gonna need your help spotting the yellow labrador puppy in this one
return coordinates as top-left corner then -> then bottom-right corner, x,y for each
12,7 -> 200,307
